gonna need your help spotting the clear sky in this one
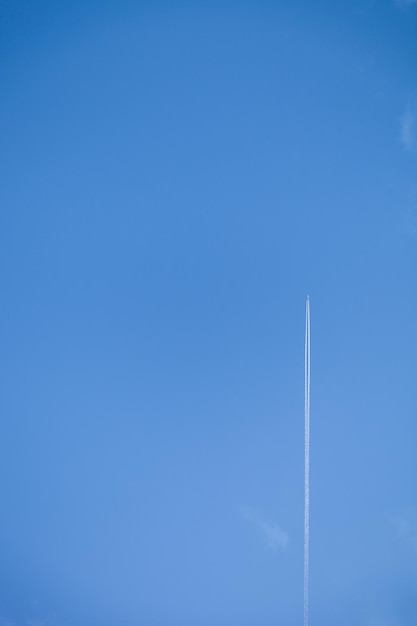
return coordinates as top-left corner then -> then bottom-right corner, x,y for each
1,1 -> 417,624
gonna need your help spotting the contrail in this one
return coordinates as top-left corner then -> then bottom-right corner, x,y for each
304,295 -> 310,626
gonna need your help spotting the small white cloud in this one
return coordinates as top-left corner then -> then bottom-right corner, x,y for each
241,506 -> 288,551
400,103 -> 416,153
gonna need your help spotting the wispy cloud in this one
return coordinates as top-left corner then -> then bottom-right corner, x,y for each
400,103 -> 416,153
241,506 -> 288,551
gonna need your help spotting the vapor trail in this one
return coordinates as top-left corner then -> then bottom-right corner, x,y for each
304,296 -> 310,626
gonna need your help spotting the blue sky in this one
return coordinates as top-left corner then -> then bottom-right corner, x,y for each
0,1 -> 417,624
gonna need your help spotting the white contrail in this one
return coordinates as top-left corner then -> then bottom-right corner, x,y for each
304,295 -> 310,626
